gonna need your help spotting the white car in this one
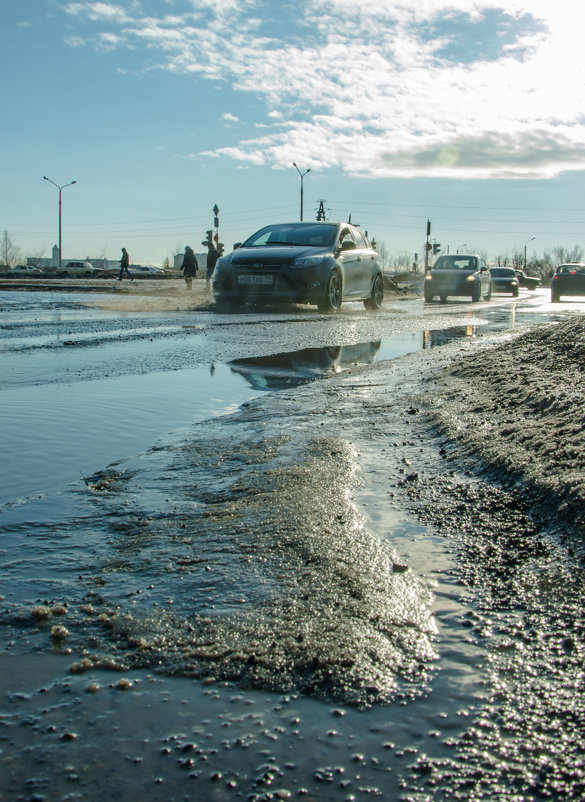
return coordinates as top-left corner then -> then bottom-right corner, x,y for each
128,265 -> 165,277
8,264 -> 43,275
57,261 -> 104,276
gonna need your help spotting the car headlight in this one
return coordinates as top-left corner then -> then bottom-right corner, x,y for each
466,274 -> 477,282
425,274 -> 433,281
511,280 -> 518,286
290,255 -> 327,269
214,256 -> 230,271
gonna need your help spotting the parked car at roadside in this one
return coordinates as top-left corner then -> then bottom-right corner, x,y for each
490,266 -> 519,296
128,265 -> 165,277
212,221 -> 384,312
550,264 -> 585,302
424,254 -> 492,303
514,269 -> 541,290
8,265 -> 43,276
52,261 -> 104,277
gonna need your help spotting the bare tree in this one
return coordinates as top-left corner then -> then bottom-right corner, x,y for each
551,244 -> 584,265
375,240 -> 390,270
1,230 -> 22,268
388,249 -> 416,273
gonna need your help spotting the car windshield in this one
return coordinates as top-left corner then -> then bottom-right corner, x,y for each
433,255 -> 478,270
242,223 -> 338,248
490,268 -> 515,277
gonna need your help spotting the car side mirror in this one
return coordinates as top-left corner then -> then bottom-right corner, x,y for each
233,242 -> 242,250
341,240 -> 357,251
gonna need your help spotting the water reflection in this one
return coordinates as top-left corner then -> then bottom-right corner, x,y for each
229,342 -> 381,390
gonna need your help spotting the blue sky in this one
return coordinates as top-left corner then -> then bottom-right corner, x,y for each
2,0 -> 584,265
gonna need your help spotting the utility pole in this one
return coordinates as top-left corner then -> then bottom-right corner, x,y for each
316,200 -> 326,221
424,220 -> 431,273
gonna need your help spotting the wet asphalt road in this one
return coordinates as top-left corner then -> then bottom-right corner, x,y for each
2,285 -> 585,801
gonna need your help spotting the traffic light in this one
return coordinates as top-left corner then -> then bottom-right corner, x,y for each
432,243 -> 441,255
202,229 -> 213,247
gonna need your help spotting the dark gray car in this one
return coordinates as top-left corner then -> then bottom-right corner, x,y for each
424,254 -> 492,303
212,222 -> 384,312
551,264 -> 585,302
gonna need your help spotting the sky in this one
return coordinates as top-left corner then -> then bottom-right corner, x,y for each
2,0 -> 585,266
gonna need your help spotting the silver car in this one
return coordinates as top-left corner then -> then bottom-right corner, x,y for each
424,254 -> 492,303
212,221 -> 384,312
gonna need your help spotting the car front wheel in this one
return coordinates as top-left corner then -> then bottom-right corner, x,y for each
364,273 -> 383,310
319,270 -> 342,312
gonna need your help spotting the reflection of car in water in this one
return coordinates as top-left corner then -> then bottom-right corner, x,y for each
423,325 -> 479,348
229,342 -> 381,390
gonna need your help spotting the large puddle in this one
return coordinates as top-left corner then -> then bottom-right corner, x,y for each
0,293 -> 573,509
2,289 -> 585,800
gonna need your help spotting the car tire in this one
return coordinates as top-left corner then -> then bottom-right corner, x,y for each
471,283 -> 481,302
484,283 -> 492,301
364,273 -> 384,310
512,288 -> 519,297
551,292 -> 559,303
439,295 -> 447,303
319,270 -> 342,312
424,289 -> 434,303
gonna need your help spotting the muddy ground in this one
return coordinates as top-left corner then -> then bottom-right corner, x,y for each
1,283 -> 584,800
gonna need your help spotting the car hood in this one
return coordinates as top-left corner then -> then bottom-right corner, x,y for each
228,245 -> 330,265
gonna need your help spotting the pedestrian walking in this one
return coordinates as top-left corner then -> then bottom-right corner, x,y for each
119,247 -> 133,281
180,246 -> 198,289
206,241 -> 220,285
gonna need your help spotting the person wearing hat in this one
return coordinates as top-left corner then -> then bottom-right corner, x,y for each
180,245 -> 198,289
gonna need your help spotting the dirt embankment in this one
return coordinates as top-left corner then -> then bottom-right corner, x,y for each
426,315 -> 585,530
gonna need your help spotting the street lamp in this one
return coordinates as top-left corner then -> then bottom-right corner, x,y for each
43,176 -> 77,267
292,163 -> 311,221
524,237 -> 535,269
457,243 -> 468,254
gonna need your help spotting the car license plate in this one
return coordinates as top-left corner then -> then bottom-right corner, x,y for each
237,274 -> 273,285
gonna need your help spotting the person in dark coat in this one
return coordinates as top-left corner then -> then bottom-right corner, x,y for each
119,247 -> 133,280
180,246 -> 198,289
206,242 -> 220,285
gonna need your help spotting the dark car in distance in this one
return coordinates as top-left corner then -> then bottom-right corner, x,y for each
424,254 -> 492,303
551,264 -> 585,302
212,222 -> 384,312
514,269 -> 541,290
490,267 -> 519,296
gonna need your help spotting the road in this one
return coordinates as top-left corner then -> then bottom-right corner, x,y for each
2,283 -> 585,801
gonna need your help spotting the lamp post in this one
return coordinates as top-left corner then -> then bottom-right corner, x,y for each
292,163 -> 311,221
524,237 -> 535,270
43,176 -> 77,267
457,243 -> 468,254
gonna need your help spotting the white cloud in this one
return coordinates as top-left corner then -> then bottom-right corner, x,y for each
58,0 -> 585,179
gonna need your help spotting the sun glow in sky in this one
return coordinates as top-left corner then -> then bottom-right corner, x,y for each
2,0 -> 584,265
